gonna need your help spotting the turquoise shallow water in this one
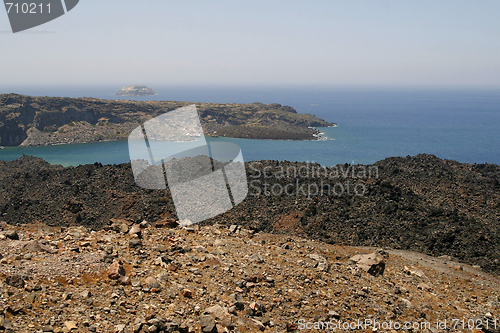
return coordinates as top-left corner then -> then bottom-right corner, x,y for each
1,86 -> 499,166
0,134 -> 341,167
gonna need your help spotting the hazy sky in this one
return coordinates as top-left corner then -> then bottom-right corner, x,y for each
1,0 -> 500,88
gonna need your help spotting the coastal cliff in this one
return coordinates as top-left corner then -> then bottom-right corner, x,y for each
0,93 -> 335,147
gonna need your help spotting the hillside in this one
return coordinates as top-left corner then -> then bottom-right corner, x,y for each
0,222 -> 499,332
0,94 -> 334,147
0,154 -> 499,277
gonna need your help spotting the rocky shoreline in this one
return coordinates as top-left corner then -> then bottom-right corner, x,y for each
0,94 -> 334,147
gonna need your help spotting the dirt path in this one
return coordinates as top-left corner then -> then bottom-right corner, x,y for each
359,246 -> 500,289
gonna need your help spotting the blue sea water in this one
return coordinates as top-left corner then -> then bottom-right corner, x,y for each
0,85 -> 499,167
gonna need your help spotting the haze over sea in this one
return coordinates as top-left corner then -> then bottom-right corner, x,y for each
1,85 -> 499,167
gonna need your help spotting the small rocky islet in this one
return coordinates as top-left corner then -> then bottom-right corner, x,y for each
116,85 -> 157,97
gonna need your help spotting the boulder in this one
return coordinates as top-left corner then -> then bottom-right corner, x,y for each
249,318 -> 265,331
111,219 -> 130,233
183,289 -> 193,298
200,315 -> 216,333
205,305 -> 232,328
115,324 -> 129,333
108,261 -> 126,280
23,240 -> 58,254
249,254 -> 265,264
404,266 -> 426,278
348,252 -> 386,276
129,239 -> 143,248
0,316 -> 13,330
64,321 -> 78,330
308,253 -> 330,272
129,224 -> 142,238
154,219 -> 179,228
145,277 -> 161,290
6,274 -> 25,288
119,276 -> 131,285
3,230 -> 19,240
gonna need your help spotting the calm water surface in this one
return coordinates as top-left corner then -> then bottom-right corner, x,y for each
1,86 -> 499,166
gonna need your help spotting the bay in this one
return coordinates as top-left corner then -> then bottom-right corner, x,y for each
1,86 -> 499,166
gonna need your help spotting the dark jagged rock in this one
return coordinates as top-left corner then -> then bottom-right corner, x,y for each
0,154 -> 499,276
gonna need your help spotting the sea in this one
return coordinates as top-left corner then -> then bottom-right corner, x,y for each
1,85 -> 499,167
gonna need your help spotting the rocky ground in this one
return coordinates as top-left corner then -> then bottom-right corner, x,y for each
0,221 -> 499,333
210,155 -> 500,276
1,154 -> 498,276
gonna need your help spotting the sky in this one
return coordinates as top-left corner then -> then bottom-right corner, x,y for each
1,0 -> 500,88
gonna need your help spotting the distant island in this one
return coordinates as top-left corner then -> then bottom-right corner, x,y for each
116,84 -> 157,96
0,93 -> 335,147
